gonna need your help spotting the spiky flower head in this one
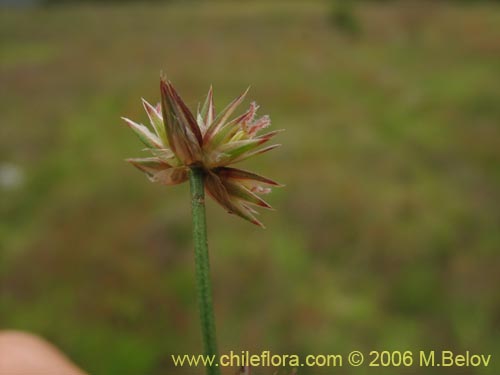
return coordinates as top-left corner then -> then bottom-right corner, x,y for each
123,77 -> 282,227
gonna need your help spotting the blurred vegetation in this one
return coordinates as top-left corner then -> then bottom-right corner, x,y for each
1,1 -> 500,374
330,0 -> 361,36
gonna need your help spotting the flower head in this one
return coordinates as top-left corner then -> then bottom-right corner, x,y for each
123,77 -> 282,227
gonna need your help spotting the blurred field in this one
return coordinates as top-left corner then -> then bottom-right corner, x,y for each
1,1 -> 500,374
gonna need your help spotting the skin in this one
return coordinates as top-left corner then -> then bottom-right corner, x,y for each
0,330 -> 86,375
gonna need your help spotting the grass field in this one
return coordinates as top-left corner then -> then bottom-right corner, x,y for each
1,1 -> 500,374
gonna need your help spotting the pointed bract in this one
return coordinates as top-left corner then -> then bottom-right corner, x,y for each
142,98 -> 167,144
216,167 -> 282,187
122,117 -> 163,148
166,81 -> 203,145
199,85 -> 215,132
160,79 -> 202,165
229,144 -> 281,165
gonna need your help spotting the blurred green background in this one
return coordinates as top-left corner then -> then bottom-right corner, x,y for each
1,1 -> 499,374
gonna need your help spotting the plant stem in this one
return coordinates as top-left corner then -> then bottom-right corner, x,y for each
189,167 -> 220,375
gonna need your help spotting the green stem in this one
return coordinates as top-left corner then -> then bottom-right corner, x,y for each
189,167 -> 220,375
